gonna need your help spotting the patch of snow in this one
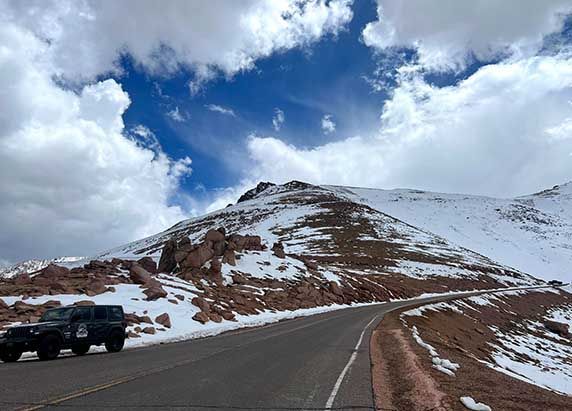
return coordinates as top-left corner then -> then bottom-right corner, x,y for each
460,396 -> 492,411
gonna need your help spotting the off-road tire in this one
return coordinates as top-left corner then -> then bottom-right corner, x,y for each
105,330 -> 125,353
38,334 -> 61,361
0,348 -> 22,363
71,343 -> 90,356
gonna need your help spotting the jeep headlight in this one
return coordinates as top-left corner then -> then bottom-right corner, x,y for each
30,327 -> 40,335
0,330 -> 6,338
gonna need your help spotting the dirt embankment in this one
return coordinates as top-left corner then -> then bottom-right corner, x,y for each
370,289 -> 572,411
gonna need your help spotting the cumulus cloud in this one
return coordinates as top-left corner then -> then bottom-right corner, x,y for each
206,104 -> 237,117
363,0 -> 572,71
242,54 -> 572,197
321,114 -> 336,134
2,0 -> 353,82
0,22 -> 192,263
272,108 -> 285,131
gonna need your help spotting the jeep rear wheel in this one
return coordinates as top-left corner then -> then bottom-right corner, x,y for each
0,347 -> 22,363
71,343 -> 90,356
38,334 -> 61,361
105,330 -> 125,353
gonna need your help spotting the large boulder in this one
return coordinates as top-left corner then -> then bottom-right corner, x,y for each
143,284 -> 168,301
191,297 -> 210,312
137,257 -> 157,274
205,229 -> 225,243
175,243 -> 194,264
158,239 -> 177,273
155,313 -> 172,328
184,244 -> 214,269
39,264 -> 70,278
85,279 -> 107,296
207,258 -> 223,284
129,264 -> 152,285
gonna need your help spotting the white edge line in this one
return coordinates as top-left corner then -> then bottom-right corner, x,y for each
325,314 -> 380,409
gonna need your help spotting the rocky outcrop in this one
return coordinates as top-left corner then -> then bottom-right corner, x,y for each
236,181 -> 276,203
158,239 -> 177,273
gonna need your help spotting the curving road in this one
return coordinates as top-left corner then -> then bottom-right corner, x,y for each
0,291 -> 530,411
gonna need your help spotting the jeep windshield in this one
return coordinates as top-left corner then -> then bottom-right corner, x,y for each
39,307 -> 75,322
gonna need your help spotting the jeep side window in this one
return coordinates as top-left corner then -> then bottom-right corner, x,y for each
94,306 -> 108,321
73,307 -> 92,322
108,306 -> 123,321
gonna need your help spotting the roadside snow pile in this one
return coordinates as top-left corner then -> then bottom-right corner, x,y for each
460,396 -> 492,411
411,325 -> 460,377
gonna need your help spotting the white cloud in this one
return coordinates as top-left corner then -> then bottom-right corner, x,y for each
363,0 -> 572,71
242,54 -> 572,197
272,108 -> 285,131
321,114 -> 336,134
2,0 -> 353,82
206,104 -> 236,117
0,22 -> 192,263
167,106 -> 186,122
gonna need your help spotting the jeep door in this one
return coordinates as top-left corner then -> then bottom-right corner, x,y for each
69,306 -> 93,344
92,306 -> 110,343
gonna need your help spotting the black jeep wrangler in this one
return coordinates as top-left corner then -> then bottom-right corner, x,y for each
0,305 -> 126,362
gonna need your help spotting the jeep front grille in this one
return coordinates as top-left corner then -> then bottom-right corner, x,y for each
9,327 -> 30,338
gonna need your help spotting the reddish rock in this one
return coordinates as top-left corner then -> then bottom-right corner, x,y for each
208,312 -> 223,323
205,229 -> 225,243
127,331 -> 140,339
137,257 -> 157,274
191,297 -> 210,312
139,315 -> 153,324
221,311 -> 236,321
86,279 -> 107,295
40,264 -> 70,278
175,244 -> 194,264
143,285 -> 168,301
178,237 -> 191,247
545,320 -> 570,337
222,249 -> 236,266
141,326 -> 156,335
13,273 -> 31,285
213,240 -> 226,256
184,244 -> 214,269
155,313 -> 172,328
208,257 -> 223,283
129,264 -> 152,285
174,294 -> 185,301
192,312 -> 210,324
329,281 -> 343,297
303,259 -> 318,270
272,242 -> 285,258
158,239 -> 177,273
73,300 -> 95,306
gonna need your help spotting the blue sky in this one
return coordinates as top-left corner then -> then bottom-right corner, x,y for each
118,0 -> 383,193
2,0 -> 572,263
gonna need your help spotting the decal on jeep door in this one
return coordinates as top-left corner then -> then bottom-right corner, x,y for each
76,324 -> 88,338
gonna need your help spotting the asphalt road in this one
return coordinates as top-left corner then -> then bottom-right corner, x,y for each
0,291 -> 530,411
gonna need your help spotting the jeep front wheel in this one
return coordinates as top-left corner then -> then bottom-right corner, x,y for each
38,334 -> 61,361
105,330 -> 125,353
71,344 -> 90,356
0,347 -> 22,363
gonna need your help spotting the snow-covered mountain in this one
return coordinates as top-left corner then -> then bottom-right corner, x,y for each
2,180 -> 569,284
331,182 -> 572,282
